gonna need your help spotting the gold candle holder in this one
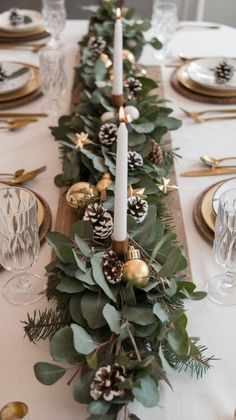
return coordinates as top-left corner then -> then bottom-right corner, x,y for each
0,401 -> 28,419
111,237 -> 128,259
112,94 -> 124,110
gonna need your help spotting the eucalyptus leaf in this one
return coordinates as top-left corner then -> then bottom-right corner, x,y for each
124,305 -> 155,326
7,66 -> 29,80
71,323 -> 97,355
103,303 -> 121,334
81,293 -> 107,328
89,400 -> 111,415
50,326 -> 83,363
153,302 -> 169,323
34,362 -> 66,385
167,325 -> 189,356
69,294 -> 87,326
56,275 -> 84,293
75,233 -> 91,257
132,376 -> 159,407
132,122 -> 155,134
73,371 -> 94,403
72,249 -> 87,272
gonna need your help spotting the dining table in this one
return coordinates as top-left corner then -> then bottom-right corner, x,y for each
0,19 -> 236,420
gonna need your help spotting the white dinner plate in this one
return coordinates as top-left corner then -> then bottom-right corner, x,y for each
0,9 -> 42,33
212,177 -> 236,214
0,63 -> 31,95
187,58 -> 236,91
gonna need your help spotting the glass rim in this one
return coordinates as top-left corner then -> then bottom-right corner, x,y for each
0,186 -> 36,217
153,1 -> 177,10
219,187 -> 236,212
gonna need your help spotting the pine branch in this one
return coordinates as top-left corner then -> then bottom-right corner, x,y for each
22,308 -> 71,343
162,342 -> 217,379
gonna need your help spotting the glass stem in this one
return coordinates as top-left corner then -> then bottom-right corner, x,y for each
16,273 -> 32,290
223,271 -> 236,289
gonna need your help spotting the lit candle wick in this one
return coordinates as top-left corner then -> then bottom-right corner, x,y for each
119,106 -> 126,122
116,8 -> 121,20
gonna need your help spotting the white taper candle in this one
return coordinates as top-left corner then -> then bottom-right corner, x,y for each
113,107 -> 128,241
112,8 -> 123,96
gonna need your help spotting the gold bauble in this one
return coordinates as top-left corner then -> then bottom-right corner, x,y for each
122,49 -> 135,64
123,245 -> 150,288
100,53 -> 112,69
66,182 -> 98,209
96,172 -> 113,193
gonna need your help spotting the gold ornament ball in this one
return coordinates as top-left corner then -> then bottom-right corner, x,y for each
66,182 -> 98,209
123,246 -> 150,288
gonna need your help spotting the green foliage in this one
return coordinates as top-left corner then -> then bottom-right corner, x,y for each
25,0 -> 214,416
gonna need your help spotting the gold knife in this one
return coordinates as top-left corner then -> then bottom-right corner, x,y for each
181,167 -> 236,177
0,113 -> 47,118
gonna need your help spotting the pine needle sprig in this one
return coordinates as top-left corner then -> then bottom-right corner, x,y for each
22,308 -> 71,343
162,342 -> 217,379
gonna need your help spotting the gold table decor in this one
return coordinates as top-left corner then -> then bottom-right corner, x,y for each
0,401 -> 28,419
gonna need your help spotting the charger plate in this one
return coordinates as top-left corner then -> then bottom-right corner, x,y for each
171,69 -> 236,104
0,64 -> 39,103
0,25 -> 49,43
193,180 -> 225,244
177,65 -> 236,97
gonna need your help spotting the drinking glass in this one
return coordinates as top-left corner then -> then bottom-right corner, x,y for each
42,0 -> 66,47
39,47 -> 67,116
151,1 -> 178,59
0,187 -> 42,305
207,188 -> 236,305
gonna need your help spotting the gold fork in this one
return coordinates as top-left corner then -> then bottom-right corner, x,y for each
193,115 -> 236,123
181,107 -> 236,118
0,166 -> 47,185
0,118 -> 38,131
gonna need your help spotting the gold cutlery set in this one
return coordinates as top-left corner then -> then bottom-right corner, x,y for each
181,154 -> 236,177
0,42 -> 45,52
0,166 -> 47,184
181,107 -> 236,123
0,113 -> 47,130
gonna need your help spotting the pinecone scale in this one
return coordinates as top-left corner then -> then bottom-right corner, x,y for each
128,150 -> 143,170
127,196 -> 148,223
83,202 -> 113,239
103,250 -> 124,284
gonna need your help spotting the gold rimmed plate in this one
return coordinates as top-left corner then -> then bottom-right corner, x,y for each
177,65 -> 236,97
0,24 -> 47,39
0,63 -> 40,103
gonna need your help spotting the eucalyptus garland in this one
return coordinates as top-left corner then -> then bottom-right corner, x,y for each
23,2 -> 215,419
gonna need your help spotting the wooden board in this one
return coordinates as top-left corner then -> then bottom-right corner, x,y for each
171,70 -> 236,104
54,65 -> 192,279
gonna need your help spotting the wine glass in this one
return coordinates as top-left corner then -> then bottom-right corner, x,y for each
151,1 -> 178,60
0,187 -> 42,305
39,46 -> 67,116
207,188 -> 236,305
42,0 -> 66,47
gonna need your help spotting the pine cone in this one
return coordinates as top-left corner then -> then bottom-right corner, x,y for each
88,36 -> 106,56
124,77 -> 142,94
103,250 -> 123,284
128,151 -> 143,170
149,140 -> 163,165
127,196 -> 148,223
214,60 -> 234,84
0,65 -> 7,83
99,123 -> 117,145
83,202 -> 113,239
90,364 -> 126,402
9,8 -> 23,26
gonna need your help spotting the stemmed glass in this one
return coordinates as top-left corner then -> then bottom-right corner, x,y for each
39,46 -> 67,116
207,188 -> 236,305
0,187 -> 42,305
42,0 -> 66,47
151,1 -> 178,60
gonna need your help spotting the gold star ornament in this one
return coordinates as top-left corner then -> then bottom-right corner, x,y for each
157,177 -> 179,194
74,132 -> 94,149
128,186 -> 147,199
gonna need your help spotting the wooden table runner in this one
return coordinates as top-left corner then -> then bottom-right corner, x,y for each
54,65 -> 191,279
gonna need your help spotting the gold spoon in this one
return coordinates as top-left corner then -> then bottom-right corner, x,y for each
200,154 -> 236,168
0,166 -> 47,185
0,169 -> 25,178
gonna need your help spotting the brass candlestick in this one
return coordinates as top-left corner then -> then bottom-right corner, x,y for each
111,237 -> 128,259
112,94 -> 124,109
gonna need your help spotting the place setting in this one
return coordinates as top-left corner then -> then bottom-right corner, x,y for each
171,56 -> 236,104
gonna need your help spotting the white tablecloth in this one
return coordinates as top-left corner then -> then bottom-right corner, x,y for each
0,20 -> 236,420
